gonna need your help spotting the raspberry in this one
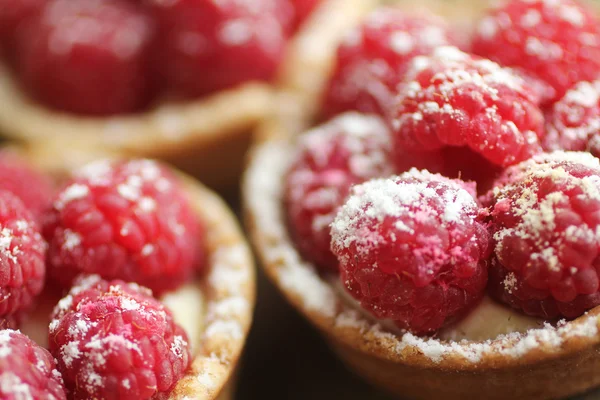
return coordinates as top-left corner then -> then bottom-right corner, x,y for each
322,8 -> 458,118
285,113 -> 394,270
16,0 -> 154,115
49,275 -> 191,400
486,151 -> 600,319
288,0 -> 320,31
0,329 -> 67,400
0,0 -> 45,58
149,0 -> 288,98
0,191 -> 46,318
544,80 -> 600,156
0,151 -> 53,221
471,0 -> 600,104
389,46 -> 545,168
43,159 -> 202,294
331,170 -> 489,334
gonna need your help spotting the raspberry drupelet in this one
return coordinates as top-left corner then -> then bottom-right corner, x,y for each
16,0 -> 155,116
43,159 -> 202,294
0,151 -> 53,221
331,170 -> 489,334
486,151 -> 600,319
149,0 -> 288,98
0,329 -> 67,400
49,275 -> 191,400
471,0 -> 600,104
0,191 -> 46,318
544,80 -> 600,156
285,113 -> 394,270
389,46 -> 544,168
322,8 -> 458,118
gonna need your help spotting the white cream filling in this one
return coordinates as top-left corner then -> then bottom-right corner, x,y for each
161,283 -> 205,355
330,276 -> 543,341
20,283 -> 205,356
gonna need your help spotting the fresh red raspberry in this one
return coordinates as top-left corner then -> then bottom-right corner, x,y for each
322,8 -> 459,118
486,151 -> 600,319
16,0 -> 154,115
149,0 -> 288,98
0,0 -> 45,58
331,170 -> 489,334
471,0 -> 600,104
0,151 -> 53,221
43,159 -> 203,294
0,329 -> 67,400
288,0 -> 320,31
544,80 -> 600,156
389,46 -> 545,168
0,191 -> 46,318
481,150 -> 600,206
49,275 -> 191,400
285,113 -> 394,270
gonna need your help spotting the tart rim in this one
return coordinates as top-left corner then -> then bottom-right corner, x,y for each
168,169 -> 256,399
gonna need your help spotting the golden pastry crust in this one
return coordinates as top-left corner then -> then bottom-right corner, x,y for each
14,146 -> 255,400
0,63 -> 272,190
243,1 -> 600,398
167,171 -> 255,400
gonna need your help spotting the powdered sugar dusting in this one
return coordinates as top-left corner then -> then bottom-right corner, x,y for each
246,137 -> 600,366
247,140 -> 337,317
0,372 -> 32,400
492,154 -> 600,269
331,170 -> 477,253
54,183 -> 89,210
296,112 -> 392,179
545,80 -> 600,152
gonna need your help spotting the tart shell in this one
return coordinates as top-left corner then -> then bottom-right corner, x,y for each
0,64 -> 272,191
14,147 -> 256,400
243,107 -> 600,400
243,0 -> 600,394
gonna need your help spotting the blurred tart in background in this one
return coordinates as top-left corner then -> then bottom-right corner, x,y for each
0,0 -> 333,191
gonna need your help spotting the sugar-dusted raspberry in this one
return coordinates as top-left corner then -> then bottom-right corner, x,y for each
0,329 -> 67,400
16,0 -> 154,115
43,159 -> 202,294
472,0 -> 600,104
0,191 -> 46,318
49,275 -> 190,400
481,150 -> 600,206
285,113 -> 394,270
322,8 -> 458,118
389,46 -> 545,168
0,151 -> 53,220
331,170 -> 489,334
149,0 -> 287,98
486,151 -> 600,319
288,0 -> 320,31
0,0 -> 45,57
544,80 -> 600,155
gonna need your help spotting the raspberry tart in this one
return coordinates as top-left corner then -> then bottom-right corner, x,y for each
0,0 -> 363,190
244,1 -> 600,399
0,152 -> 254,399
